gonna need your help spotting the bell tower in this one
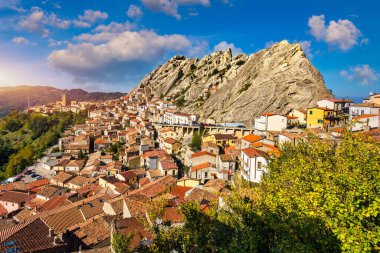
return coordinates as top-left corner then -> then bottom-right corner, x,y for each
62,93 -> 67,106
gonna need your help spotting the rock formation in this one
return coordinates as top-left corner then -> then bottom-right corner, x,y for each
137,40 -> 332,126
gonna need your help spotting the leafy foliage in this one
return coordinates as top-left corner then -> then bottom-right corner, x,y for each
190,131 -> 202,152
112,233 -> 134,253
150,134 -> 380,252
0,111 -> 86,179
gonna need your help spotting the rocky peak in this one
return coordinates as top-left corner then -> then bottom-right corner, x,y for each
135,41 -> 332,126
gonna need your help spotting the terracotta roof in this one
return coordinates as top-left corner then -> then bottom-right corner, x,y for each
0,203 -> 7,216
160,160 -> 178,170
118,170 -> 137,180
67,176 -> 88,187
352,114 -> 378,120
164,138 -> 178,145
0,191 -> 29,204
141,149 -> 168,159
242,147 -> 268,158
326,98 -> 353,103
191,162 -> 215,172
148,169 -> 163,178
163,207 -> 184,224
38,194 -> 72,213
219,154 -> 235,162
191,151 -> 216,158
37,185 -> 66,199
241,134 -> 263,143
212,134 -> 237,140
0,218 -> 66,252
201,141 -> 218,149
51,172 -> 75,183
262,112 -> 275,116
27,178 -> 49,190
185,188 -> 217,205
73,216 -> 110,247
66,159 -> 85,168
204,179 -> 227,192
169,186 -> 192,202
116,217 -> 153,249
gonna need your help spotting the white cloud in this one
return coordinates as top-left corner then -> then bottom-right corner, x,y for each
47,13 -> 71,29
308,15 -> 364,51
48,29 -> 192,83
79,9 -> 108,23
18,7 -> 71,36
298,40 -> 313,59
141,0 -> 210,19
213,41 -> 242,56
18,7 -> 49,36
93,21 -> 136,33
340,65 -> 379,85
12,36 -> 29,44
127,5 -> 143,19
74,10 -> 108,28
48,39 -> 69,47
0,0 -> 25,12
264,40 -> 276,48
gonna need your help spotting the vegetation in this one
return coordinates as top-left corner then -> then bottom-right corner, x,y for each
190,130 -> 203,152
107,141 -> 126,160
175,96 -> 186,107
151,134 -> 380,252
112,233 -> 134,253
0,111 -> 86,179
238,82 -> 252,94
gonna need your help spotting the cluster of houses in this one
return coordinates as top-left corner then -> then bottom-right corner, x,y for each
256,94 -> 380,132
1,88 -> 380,252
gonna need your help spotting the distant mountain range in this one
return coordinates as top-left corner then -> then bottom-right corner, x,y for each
0,85 -> 125,117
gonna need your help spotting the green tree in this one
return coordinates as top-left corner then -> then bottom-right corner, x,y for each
112,233 -> 134,253
190,131 -> 202,152
149,134 -> 380,253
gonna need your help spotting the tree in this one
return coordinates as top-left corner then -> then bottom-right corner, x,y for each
190,131 -> 202,152
112,233 -> 133,253
149,134 -> 380,253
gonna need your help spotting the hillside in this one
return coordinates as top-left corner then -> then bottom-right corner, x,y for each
136,40 -> 332,125
0,85 -> 125,117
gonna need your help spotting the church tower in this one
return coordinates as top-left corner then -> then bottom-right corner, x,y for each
62,93 -> 67,106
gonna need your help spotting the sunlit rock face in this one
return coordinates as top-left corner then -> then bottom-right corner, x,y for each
136,40 -> 332,126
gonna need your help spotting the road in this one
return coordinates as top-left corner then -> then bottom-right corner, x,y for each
21,145 -> 58,183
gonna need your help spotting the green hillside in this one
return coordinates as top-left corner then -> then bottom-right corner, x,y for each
0,111 -> 86,180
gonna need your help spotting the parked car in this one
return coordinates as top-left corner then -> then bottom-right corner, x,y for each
31,173 -> 39,178
35,176 -> 43,180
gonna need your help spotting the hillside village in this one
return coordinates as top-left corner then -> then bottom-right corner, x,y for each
0,88 -> 379,252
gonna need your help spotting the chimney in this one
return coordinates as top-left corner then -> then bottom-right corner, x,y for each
49,228 -> 54,238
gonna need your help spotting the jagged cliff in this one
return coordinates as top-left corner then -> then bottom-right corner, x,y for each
137,40 -> 332,125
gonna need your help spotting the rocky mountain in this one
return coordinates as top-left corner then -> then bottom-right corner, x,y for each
137,40 -> 332,126
0,85 -> 125,117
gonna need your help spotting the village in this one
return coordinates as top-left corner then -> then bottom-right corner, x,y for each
0,87 -> 379,252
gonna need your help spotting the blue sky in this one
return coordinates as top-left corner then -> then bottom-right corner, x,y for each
0,0 -> 379,98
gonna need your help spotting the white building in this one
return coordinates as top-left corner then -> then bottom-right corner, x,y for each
162,111 -> 198,125
351,114 -> 380,131
349,103 -> 380,120
254,113 -> 287,132
240,147 -> 268,183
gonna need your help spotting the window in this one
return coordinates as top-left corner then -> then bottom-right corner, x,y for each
165,171 -> 167,176
205,172 -> 208,178
318,119 -> 324,123
258,161 -> 262,170
309,111 -> 313,115
172,170 -> 175,175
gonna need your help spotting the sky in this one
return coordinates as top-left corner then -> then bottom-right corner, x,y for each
0,0 -> 379,98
